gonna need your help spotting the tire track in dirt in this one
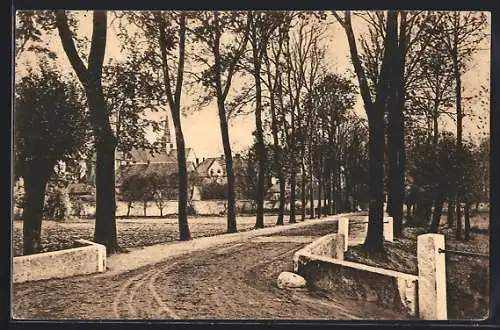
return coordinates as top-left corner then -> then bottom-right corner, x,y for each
111,264 -> 180,320
148,241 -> 343,319
146,238 -> 409,320
112,271 -> 148,318
14,217 -> 406,320
147,264 -> 180,319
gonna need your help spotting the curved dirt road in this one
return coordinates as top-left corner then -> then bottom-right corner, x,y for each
13,220 -> 409,320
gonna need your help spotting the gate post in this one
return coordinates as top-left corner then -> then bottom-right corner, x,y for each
338,217 -> 349,252
383,216 -> 394,242
417,233 -> 447,320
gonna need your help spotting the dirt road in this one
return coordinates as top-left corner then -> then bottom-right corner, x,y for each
12,217 -> 409,320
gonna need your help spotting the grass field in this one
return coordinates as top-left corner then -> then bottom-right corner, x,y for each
12,215 -> 286,257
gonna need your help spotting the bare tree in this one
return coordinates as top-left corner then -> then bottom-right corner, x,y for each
190,12 -> 250,233
262,14 -> 292,225
426,12 -> 488,239
334,10 -> 399,252
55,11 -> 119,252
246,11 -> 284,228
155,12 -> 191,240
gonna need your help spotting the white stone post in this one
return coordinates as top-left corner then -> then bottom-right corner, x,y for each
338,217 -> 349,252
332,234 -> 345,260
96,243 -> 107,272
417,234 -> 447,320
383,216 -> 394,242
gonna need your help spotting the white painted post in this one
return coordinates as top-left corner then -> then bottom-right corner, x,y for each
338,217 -> 349,252
417,234 -> 447,320
96,243 -> 107,272
332,234 -> 345,260
383,216 -> 394,242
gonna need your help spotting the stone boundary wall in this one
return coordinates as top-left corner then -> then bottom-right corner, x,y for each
78,200 -> 280,217
13,239 -> 106,283
293,234 -> 418,317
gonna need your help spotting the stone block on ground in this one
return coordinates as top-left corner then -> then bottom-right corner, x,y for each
277,271 -> 306,289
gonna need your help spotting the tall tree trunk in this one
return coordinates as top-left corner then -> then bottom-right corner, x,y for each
364,112 -> 385,252
217,103 -> 237,232
453,31 -> 464,240
429,192 -> 445,233
143,201 -> 147,216
93,123 -> 118,252
269,88 -> 285,225
56,11 -> 119,253
22,168 -> 50,255
172,111 -> 191,240
263,34 -> 285,226
289,169 -> 297,223
301,161 -> 307,221
447,199 -> 455,228
464,201 -> 471,241
211,17 -> 239,233
363,8 -> 397,252
387,11 -> 405,238
317,167 -> 322,219
334,11 -> 390,252
278,173 -> 286,225
336,168 -> 342,213
456,201 -> 462,240
289,103 -> 297,224
329,169 -> 334,215
253,58 -> 266,228
345,174 -> 351,212
158,12 -> 191,240
453,57 -> 463,150
308,146 -> 315,219
323,179 -> 328,216
432,111 -> 439,147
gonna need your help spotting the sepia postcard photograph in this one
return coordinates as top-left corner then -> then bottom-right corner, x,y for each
11,9 -> 490,322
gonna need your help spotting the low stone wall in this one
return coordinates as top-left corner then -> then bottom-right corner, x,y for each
293,234 -> 418,317
112,200 -> 277,217
13,239 -> 106,283
72,200 -> 280,217
298,233 -> 345,260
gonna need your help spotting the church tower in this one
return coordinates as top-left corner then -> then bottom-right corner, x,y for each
161,114 -> 174,154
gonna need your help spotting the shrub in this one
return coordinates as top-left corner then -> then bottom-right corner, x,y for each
71,198 -> 86,217
404,214 -> 427,228
13,180 -> 25,219
201,181 -> 228,200
44,185 -> 72,221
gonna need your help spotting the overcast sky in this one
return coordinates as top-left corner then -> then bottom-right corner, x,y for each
15,11 -> 491,159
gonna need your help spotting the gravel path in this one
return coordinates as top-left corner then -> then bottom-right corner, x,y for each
13,213 -> 409,320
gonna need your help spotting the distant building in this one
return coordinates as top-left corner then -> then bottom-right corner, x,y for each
116,116 -> 197,170
196,156 -> 226,184
115,114 -> 198,190
195,154 -> 246,185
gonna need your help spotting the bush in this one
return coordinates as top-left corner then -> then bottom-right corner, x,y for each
404,214 -> 428,228
71,198 -> 86,217
44,186 -> 72,221
201,181 -> 228,200
13,179 -> 25,219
